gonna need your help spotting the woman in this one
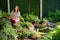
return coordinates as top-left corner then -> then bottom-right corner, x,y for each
11,6 -> 21,27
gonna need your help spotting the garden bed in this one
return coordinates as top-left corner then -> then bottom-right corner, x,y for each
0,10 -> 60,40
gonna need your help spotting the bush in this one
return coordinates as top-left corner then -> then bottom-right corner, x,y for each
22,14 -> 40,22
51,25 -> 60,40
0,10 -> 11,19
47,10 -> 60,21
22,29 -> 34,38
48,25 -> 60,40
0,11 -> 41,39
0,18 -> 11,30
41,35 -> 52,40
0,27 -> 18,40
41,25 -> 60,40
20,16 -> 25,22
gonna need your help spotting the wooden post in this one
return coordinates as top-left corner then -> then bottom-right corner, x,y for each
40,0 -> 42,20
7,0 -> 10,13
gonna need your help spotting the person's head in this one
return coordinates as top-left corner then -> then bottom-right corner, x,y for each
13,5 -> 19,12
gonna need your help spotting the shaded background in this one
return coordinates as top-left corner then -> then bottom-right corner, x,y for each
0,0 -> 60,18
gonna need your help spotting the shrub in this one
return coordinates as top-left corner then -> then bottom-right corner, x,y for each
21,29 -> 34,38
0,10 -> 11,19
41,25 -> 60,40
51,25 -> 60,40
20,16 -> 25,22
0,27 -> 18,40
22,14 -> 40,22
0,18 -> 11,30
41,35 -> 52,40
47,10 -> 60,21
48,25 -> 60,40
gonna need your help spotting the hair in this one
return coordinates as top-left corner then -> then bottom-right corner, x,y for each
13,5 -> 19,12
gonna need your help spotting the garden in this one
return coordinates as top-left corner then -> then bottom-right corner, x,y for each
0,9 -> 60,40
0,0 -> 60,40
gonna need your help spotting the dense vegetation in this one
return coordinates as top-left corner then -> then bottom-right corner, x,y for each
0,10 -> 40,40
46,10 -> 60,22
0,0 -> 60,40
0,10 -> 60,40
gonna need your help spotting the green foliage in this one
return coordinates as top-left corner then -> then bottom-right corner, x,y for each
46,25 -> 60,40
0,12 -> 18,40
0,31 -> 7,40
49,25 -> 60,40
20,16 -> 25,22
41,25 -> 60,40
0,27 -> 18,40
0,10 -> 11,19
22,29 -> 34,38
0,10 -> 11,29
16,25 -> 23,31
23,14 -> 40,22
47,10 -> 60,21
2,13 -> 11,19
17,28 -> 34,38
0,18 -> 11,29
41,35 -> 52,40
24,22 -> 33,27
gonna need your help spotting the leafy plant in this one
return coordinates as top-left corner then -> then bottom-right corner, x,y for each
20,21 -> 33,28
47,25 -> 60,40
16,25 -> 23,31
25,22 -> 33,27
0,10 -> 11,19
47,10 -> 60,21
2,13 -> 11,19
0,18 -> 11,30
41,35 -> 52,40
41,25 -> 60,40
0,27 -> 18,40
51,25 -> 60,40
21,29 -> 34,38
22,14 -> 40,22
20,16 -> 25,22
0,31 -> 8,40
